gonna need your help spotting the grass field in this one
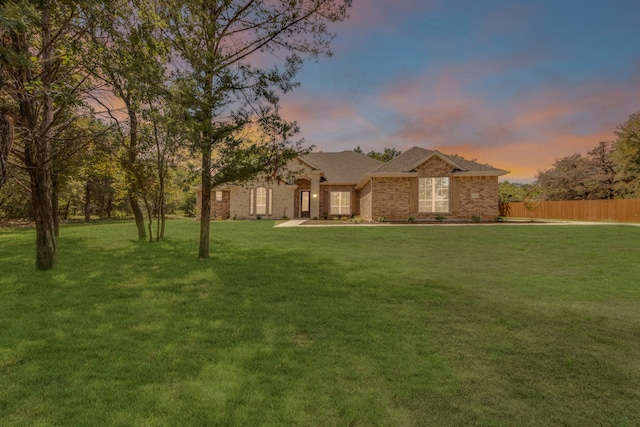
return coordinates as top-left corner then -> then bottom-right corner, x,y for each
1,219 -> 639,426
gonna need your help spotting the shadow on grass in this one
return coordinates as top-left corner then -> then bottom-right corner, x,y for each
0,221 -> 453,425
2,220 -> 640,425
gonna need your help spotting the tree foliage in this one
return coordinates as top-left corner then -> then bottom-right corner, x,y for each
0,0 -> 93,269
535,141 -> 617,201
498,181 -> 535,203
161,0 -> 351,259
354,146 -> 402,162
612,112 -> 640,198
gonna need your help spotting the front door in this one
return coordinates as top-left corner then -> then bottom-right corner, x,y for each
300,191 -> 310,218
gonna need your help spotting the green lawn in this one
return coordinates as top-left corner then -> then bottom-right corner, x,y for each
1,220 -> 639,426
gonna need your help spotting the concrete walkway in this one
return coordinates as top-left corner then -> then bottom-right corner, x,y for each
274,219 -> 308,227
274,219 -> 640,228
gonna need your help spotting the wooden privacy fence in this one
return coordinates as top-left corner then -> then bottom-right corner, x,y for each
501,199 -> 640,223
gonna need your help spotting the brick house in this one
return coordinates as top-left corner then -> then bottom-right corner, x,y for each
196,146 -> 508,221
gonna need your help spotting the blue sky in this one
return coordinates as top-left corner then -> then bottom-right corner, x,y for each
279,0 -> 640,181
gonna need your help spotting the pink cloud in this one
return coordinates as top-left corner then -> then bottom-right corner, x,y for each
280,92 -> 383,150
369,58 -> 640,181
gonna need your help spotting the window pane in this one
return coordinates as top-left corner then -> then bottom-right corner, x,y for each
418,177 -> 449,213
330,191 -> 350,215
256,187 -> 266,214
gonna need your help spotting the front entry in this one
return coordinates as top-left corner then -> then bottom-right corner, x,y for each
300,191 -> 310,218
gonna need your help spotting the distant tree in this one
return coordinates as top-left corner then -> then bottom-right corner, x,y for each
498,181 -> 534,203
612,112 -> 640,198
353,146 -> 402,162
86,0 -> 169,240
536,154 -> 591,200
0,114 -> 12,189
535,141 -> 616,201
586,141 -> 616,199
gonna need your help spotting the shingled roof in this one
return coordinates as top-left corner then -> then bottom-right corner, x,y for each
371,146 -> 507,175
301,151 -> 384,183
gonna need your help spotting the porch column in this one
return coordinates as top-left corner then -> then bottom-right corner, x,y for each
310,171 -> 322,219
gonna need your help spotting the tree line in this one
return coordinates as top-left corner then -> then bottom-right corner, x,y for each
1,0 -> 351,270
500,112 -> 640,203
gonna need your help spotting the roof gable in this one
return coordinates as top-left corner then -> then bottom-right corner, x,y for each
301,151 -> 384,183
371,146 -> 507,176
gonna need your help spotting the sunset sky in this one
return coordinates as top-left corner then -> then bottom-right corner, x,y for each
279,0 -> 640,182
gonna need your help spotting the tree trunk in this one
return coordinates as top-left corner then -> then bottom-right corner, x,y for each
106,189 -> 113,219
29,165 -> 57,270
158,201 -> 166,239
98,190 -> 105,220
52,172 -> 59,237
127,107 -> 146,240
129,191 -> 146,239
84,181 -> 91,221
0,115 -> 13,189
25,2 -> 57,270
199,141 -> 212,259
143,195 -> 153,243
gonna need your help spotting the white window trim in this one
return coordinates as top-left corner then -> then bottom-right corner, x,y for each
250,187 -> 273,216
256,187 -> 267,215
418,177 -> 450,213
330,191 -> 351,215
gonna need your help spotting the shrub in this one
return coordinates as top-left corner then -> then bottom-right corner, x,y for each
471,215 -> 481,223
351,215 -> 363,224
181,191 -> 197,217
408,216 -> 416,223
377,216 -> 385,222
435,215 -> 446,222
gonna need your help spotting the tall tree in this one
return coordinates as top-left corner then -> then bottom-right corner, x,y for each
612,112 -> 640,198
162,0 -> 351,259
1,1 -> 90,269
86,0 -> 169,240
536,154 -> 593,200
585,141 -> 616,199
536,141 -> 617,201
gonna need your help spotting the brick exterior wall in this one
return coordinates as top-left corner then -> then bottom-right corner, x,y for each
229,181 -> 296,219
358,180 -> 372,221
320,184 -> 357,218
212,191 -> 231,219
455,176 -> 500,219
195,155 -> 500,221
416,156 -> 454,177
369,156 -> 500,221
194,190 -> 231,219
371,177 -> 412,221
